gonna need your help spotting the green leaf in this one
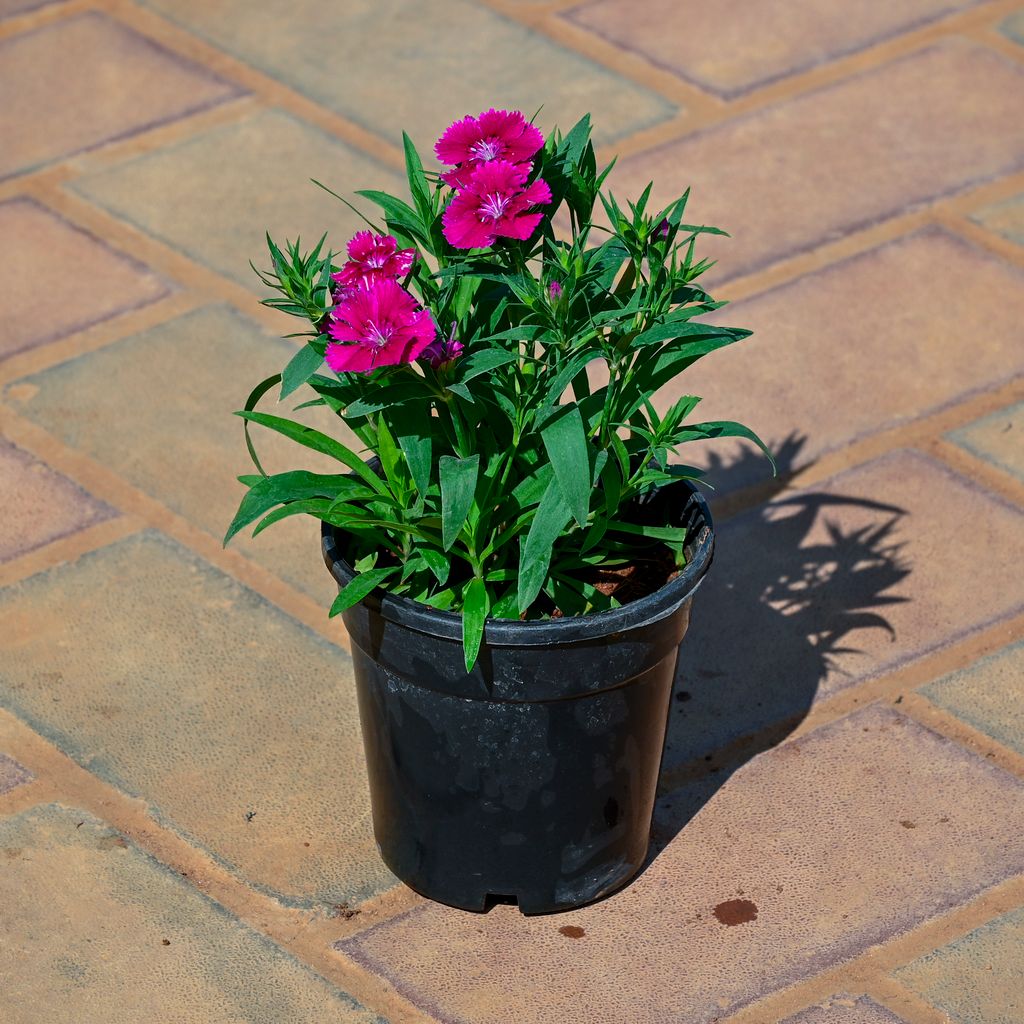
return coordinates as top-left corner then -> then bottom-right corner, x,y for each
391,405 -> 433,499
606,520 -> 689,544
355,190 -> 426,242
439,454 -> 479,551
280,343 -> 324,399
224,471 -> 371,545
235,411 -> 388,496
375,414 -> 403,492
542,406 -> 591,528
671,419 -> 776,471
420,547 -> 450,586
631,321 -> 750,349
403,131 -> 432,223
461,576 -> 489,672
239,373 -> 282,477
329,567 -> 399,617
454,348 -> 518,384
561,113 -> 592,165
343,382 -> 429,418
517,477 -> 573,614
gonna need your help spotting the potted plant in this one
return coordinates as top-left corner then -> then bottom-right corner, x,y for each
227,109 -> 770,914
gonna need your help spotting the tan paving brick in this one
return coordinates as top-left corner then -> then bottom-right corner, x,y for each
0,198 -> 169,360
948,400 -> 1024,483
0,13 -> 239,180
782,994 -> 908,1023
0,753 -> 32,795
0,804 -> 380,1022
971,192 -> 1024,247
341,706 -> 1024,1024
611,41 -> 1024,281
73,109 -> 403,290
894,906 -> 1024,1024
1000,8 -> 1024,47
0,440 -> 113,565
664,450 -> 1024,769
0,533 -> 393,907
4,304 -> 346,605
674,228 -> 1024,491
564,0 -> 976,97
0,0 -> 58,18
139,0 -> 674,147
921,641 -> 1024,757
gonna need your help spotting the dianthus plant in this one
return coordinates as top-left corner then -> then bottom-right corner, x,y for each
228,109 -> 770,669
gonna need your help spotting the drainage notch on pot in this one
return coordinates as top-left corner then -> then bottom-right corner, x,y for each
323,482 -> 714,914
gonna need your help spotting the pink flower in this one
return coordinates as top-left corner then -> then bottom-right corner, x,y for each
326,278 -> 436,374
331,231 -> 416,299
435,109 -> 544,188
548,280 -> 563,300
442,161 -> 552,250
420,322 -> 464,370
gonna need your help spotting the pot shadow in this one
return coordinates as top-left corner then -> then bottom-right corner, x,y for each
645,434 -> 911,865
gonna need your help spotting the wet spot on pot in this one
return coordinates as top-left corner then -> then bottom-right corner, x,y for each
558,925 -> 586,939
713,898 -> 758,926
675,691 -> 692,703
603,798 -> 620,828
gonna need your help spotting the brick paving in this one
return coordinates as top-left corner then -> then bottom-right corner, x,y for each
1,1 -> 1023,1020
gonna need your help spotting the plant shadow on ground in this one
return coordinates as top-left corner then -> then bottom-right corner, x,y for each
645,434 -> 911,866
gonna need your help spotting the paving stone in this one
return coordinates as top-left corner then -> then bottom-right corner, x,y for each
0,533 -> 393,907
1000,8 -> 1024,47
73,109 -> 403,289
0,0 -> 60,18
0,13 -> 239,179
139,0 -> 673,147
5,304 -> 348,605
0,753 -> 32,795
920,641 -> 1024,758
0,804 -> 381,1022
971,192 -> 1024,247
610,41 -> 1024,281
341,706 -> 1024,1024
673,228 -> 1024,492
663,450 -> 1024,770
0,198 -> 169,359
894,906 -> 1024,1024
565,0 -> 975,97
0,441 -> 113,565
783,994 -> 908,1023
948,400 -> 1024,483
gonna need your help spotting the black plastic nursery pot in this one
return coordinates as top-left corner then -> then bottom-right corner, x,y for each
322,482 -> 714,914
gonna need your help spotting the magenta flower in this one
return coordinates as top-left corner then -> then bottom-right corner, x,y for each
435,109 -> 544,188
548,280 -> 563,300
326,278 -> 436,374
331,231 -> 416,299
442,161 -> 552,250
420,322 -> 464,370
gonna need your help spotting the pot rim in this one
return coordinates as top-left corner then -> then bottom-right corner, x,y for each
321,481 -> 714,647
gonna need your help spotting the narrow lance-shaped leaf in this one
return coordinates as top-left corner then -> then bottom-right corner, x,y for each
461,576 -> 489,672
224,471 -> 372,545
518,477 -> 574,614
240,373 -> 282,477
329,566 -> 400,617
670,419 -> 777,473
439,454 -> 479,552
280,342 -> 325,399
390,404 -> 433,499
542,406 -> 591,528
234,410 -> 389,496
